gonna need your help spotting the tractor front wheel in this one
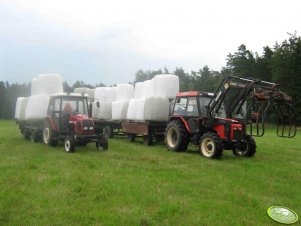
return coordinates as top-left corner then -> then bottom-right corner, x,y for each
64,136 -> 75,153
199,132 -> 223,159
233,135 -> 256,157
164,120 -> 189,152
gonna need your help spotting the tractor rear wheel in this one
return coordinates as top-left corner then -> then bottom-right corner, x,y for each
64,136 -> 75,153
233,135 -> 256,157
165,120 -> 189,152
199,132 -> 223,159
43,121 -> 57,146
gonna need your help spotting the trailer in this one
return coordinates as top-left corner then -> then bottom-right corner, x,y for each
121,120 -> 167,145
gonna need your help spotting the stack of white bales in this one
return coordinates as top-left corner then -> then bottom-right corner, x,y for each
74,87 -> 95,103
93,87 -> 117,120
23,74 -> 63,120
112,84 -> 134,120
127,74 -> 179,121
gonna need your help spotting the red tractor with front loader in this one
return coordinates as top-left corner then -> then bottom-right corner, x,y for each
164,75 -> 296,159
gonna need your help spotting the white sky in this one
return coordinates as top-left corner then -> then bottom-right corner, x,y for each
1,0 -> 300,85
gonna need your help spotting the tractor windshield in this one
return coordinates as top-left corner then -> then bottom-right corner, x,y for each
199,96 -> 226,118
55,96 -> 88,115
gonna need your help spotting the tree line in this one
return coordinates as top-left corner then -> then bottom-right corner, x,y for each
0,33 -> 300,123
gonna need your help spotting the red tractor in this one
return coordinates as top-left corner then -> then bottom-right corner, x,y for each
164,76 -> 296,159
19,94 -> 108,152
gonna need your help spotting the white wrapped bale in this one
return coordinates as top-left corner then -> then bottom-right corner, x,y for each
127,99 -> 138,120
91,101 -> 99,118
142,80 -> 154,98
97,101 -> 112,120
25,95 -> 50,120
112,100 -> 129,120
15,97 -> 24,119
94,87 -> 116,103
136,98 -> 145,121
94,87 -> 107,102
74,87 -> 95,102
134,82 -> 144,98
144,97 -> 170,121
31,78 -> 39,95
19,97 -> 28,120
31,74 -> 63,95
152,74 -> 179,99
116,84 -> 134,101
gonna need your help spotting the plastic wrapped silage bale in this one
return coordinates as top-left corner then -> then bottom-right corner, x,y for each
127,99 -> 138,120
136,98 -> 145,121
97,101 -> 112,120
25,95 -> 50,120
105,87 -> 116,103
37,74 -> 63,95
15,97 -> 24,119
31,77 -> 39,95
142,80 -> 154,98
116,84 -> 134,101
111,100 -> 129,120
91,101 -> 99,118
134,82 -> 144,98
152,74 -> 179,99
144,97 -> 170,121
94,87 -> 107,102
19,97 -> 28,120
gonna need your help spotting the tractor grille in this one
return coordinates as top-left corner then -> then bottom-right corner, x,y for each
233,129 -> 243,141
82,120 -> 94,131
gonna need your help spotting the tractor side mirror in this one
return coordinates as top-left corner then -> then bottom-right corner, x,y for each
96,101 -> 100,108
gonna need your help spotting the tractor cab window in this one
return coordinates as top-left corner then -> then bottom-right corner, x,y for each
186,97 -> 198,116
61,97 -> 88,115
174,98 -> 187,115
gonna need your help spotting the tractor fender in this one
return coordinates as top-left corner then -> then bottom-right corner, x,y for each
168,116 -> 191,134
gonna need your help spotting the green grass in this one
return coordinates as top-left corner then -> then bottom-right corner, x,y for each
0,120 -> 300,226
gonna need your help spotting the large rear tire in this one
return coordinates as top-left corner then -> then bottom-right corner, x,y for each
164,120 -> 189,152
43,121 -> 57,146
199,132 -> 223,159
233,135 -> 256,157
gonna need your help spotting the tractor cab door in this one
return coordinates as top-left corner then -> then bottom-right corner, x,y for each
47,97 -> 62,132
174,96 -> 200,133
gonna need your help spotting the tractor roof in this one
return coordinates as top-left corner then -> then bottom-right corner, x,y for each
176,91 -> 214,97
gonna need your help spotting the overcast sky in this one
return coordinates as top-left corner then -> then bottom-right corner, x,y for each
1,0 -> 300,85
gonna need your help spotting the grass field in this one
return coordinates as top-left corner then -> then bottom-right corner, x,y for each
0,120 -> 300,226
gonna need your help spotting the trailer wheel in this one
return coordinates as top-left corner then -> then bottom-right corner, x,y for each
30,131 -> 40,143
64,136 -> 75,153
23,129 -> 31,140
127,133 -> 136,142
233,135 -> 256,157
143,134 -> 152,146
96,135 -> 108,151
103,126 -> 114,138
164,120 -> 189,152
43,121 -> 57,146
199,132 -> 223,159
